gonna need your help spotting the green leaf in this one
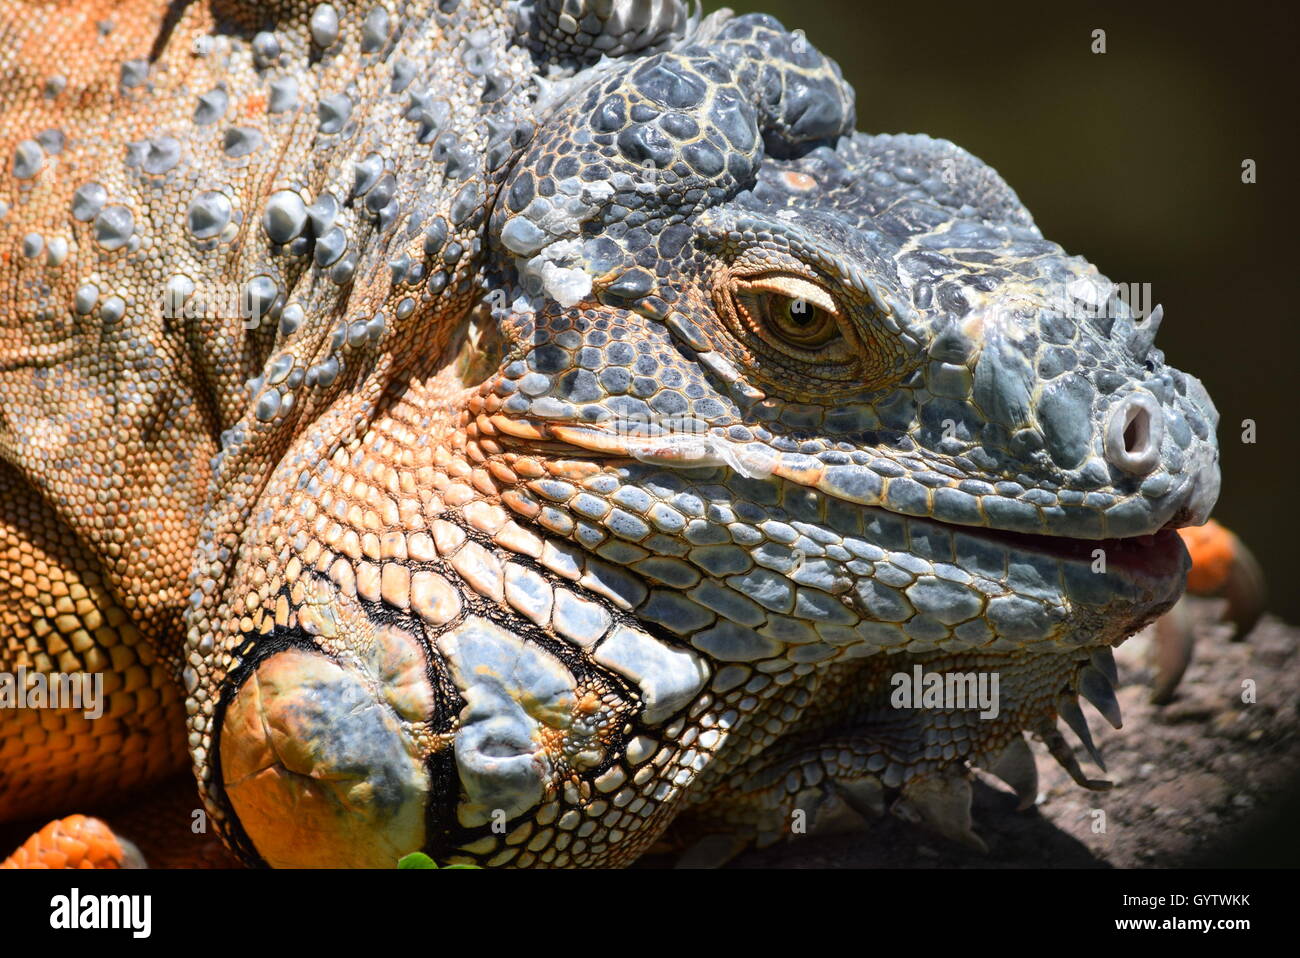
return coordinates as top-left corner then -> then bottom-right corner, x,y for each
397,852 -> 439,869
397,852 -> 481,869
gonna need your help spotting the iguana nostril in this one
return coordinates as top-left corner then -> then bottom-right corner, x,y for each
1124,409 -> 1150,454
1105,392 -> 1164,475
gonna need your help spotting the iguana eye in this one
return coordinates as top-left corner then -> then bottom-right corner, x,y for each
732,274 -> 847,356
712,267 -> 896,397
767,293 -> 839,346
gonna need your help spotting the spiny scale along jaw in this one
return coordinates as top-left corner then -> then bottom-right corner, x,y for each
182,8 -> 1221,867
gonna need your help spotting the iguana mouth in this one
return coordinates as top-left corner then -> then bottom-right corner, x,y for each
493,415 -> 1192,586
951,525 -> 1188,579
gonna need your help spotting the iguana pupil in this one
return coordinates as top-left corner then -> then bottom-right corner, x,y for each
775,296 -> 831,339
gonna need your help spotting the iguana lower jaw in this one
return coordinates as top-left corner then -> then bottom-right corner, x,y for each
665,644 -> 1131,857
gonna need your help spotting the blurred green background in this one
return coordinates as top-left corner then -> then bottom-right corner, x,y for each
709,0 -> 1298,622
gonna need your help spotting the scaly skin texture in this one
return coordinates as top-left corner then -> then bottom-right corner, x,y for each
0,0 -> 1220,867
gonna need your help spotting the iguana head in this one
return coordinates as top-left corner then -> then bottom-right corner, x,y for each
478,10 -> 1220,652
200,5 -> 1221,866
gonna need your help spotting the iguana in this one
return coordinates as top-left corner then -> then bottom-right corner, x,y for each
0,0 -> 1226,868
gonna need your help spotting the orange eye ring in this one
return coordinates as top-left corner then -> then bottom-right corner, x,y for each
710,268 -> 900,398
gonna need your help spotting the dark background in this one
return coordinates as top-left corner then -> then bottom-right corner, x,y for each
711,0 -> 1298,623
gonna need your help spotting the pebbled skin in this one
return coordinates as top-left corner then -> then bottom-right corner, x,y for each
0,0 -> 1220,867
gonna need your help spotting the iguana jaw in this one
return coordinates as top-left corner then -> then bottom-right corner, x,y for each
498,416 -> 1194,590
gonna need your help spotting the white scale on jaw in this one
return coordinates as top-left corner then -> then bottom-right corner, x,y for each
436,616 -> 578,827
625,432 -> 779,479
435,610 -> 712,828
